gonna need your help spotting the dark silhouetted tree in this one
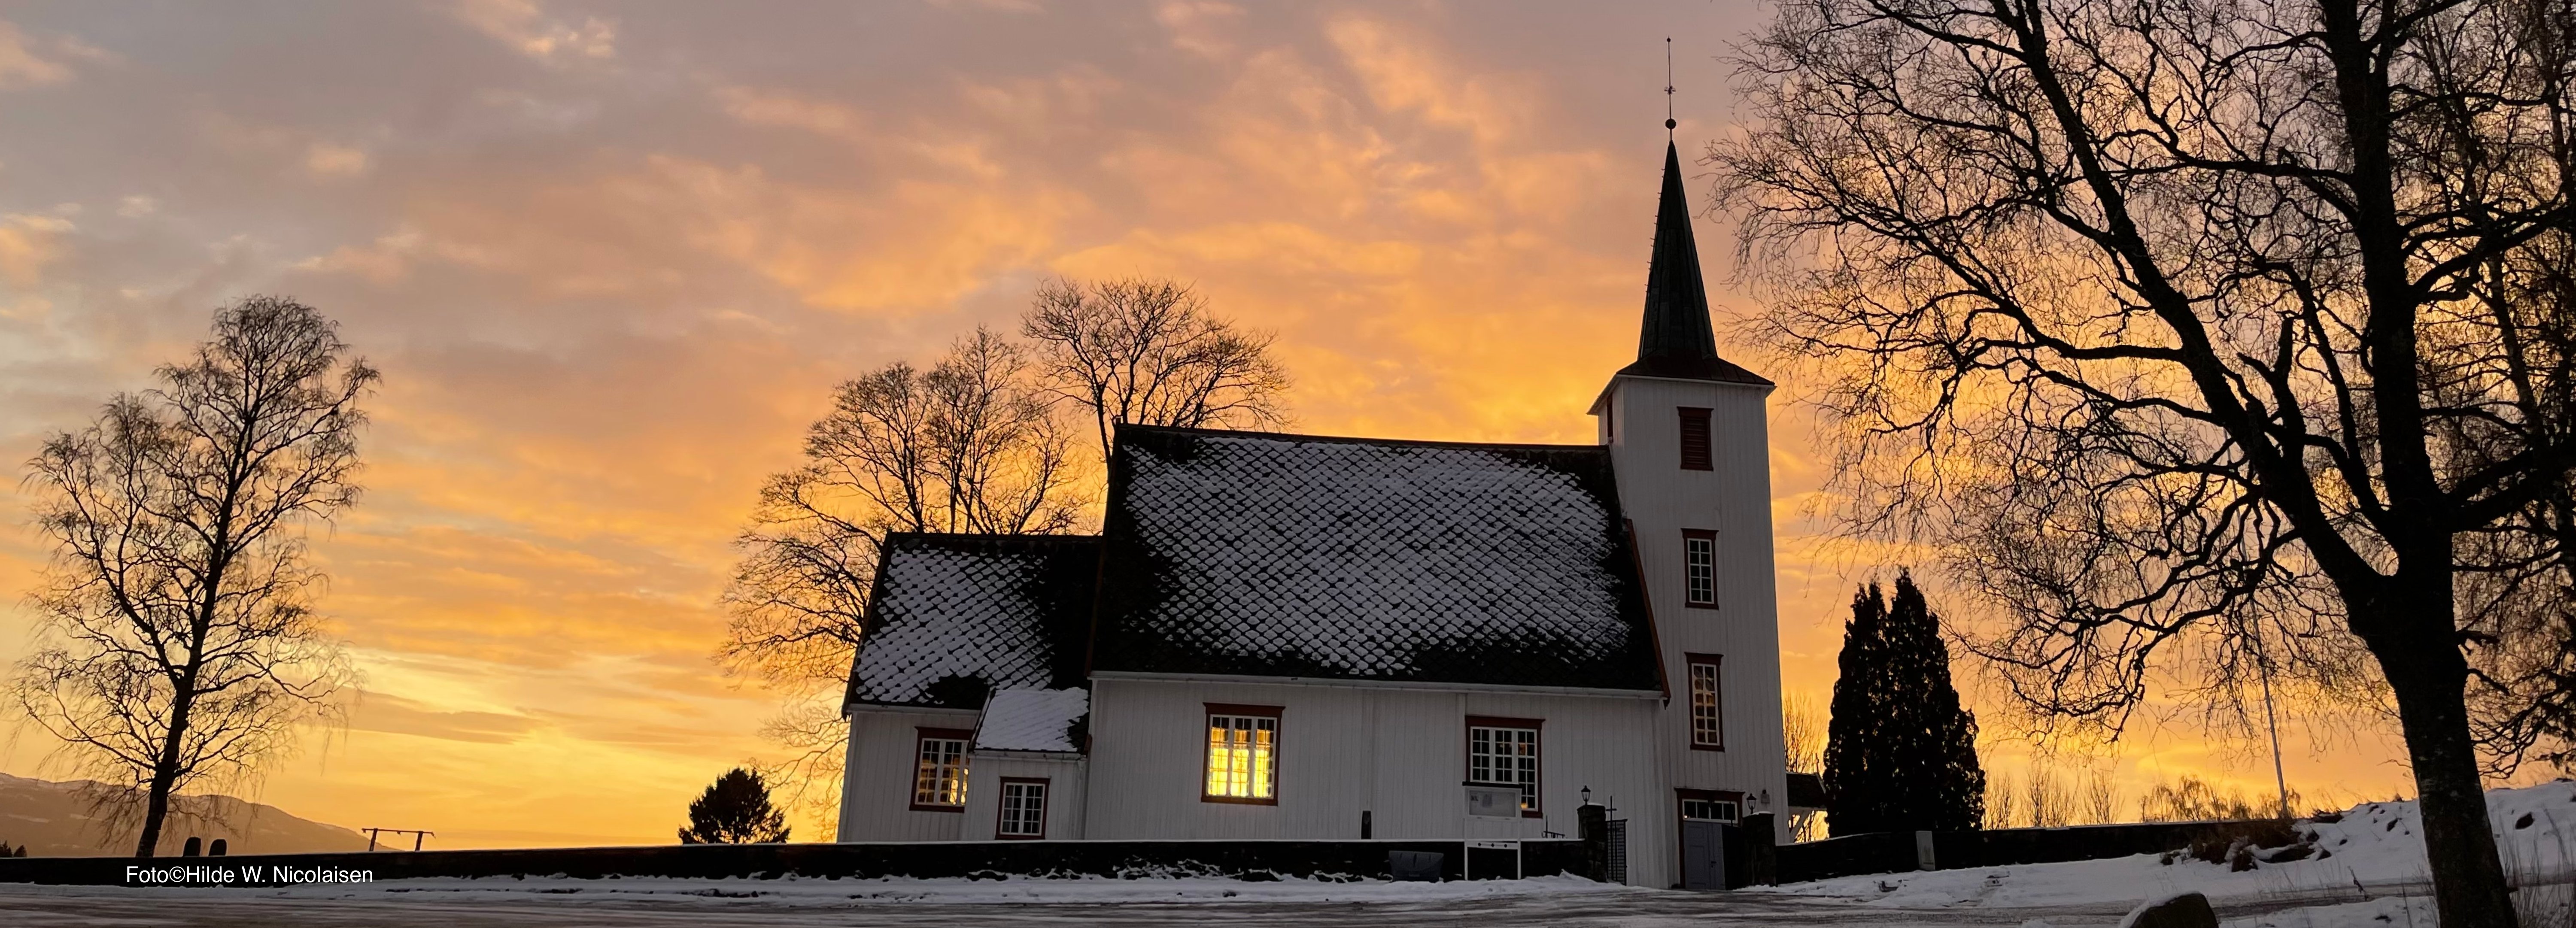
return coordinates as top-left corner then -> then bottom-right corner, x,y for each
1824,573 -> 1984,834
1717,0 -> 2576,918
12,297 -> 368,858
718,328 -> 1079,829
677,767 -> 790,845
1021,276 -> 1291,461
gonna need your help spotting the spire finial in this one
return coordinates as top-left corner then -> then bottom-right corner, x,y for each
1664,38 -> 1677,133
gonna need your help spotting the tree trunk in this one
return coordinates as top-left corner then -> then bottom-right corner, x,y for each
132,690 -> 195,858
2379,620 -> 2518,928
133,761 -> 177,858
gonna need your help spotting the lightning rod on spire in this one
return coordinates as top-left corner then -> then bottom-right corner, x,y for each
1664,38 -> 1677,133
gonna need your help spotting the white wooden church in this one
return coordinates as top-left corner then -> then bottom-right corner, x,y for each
836,140 -> 1789,889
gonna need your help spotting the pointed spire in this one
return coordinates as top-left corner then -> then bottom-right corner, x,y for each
1638,140 -> 1719,364
1606,140 -> 1771,390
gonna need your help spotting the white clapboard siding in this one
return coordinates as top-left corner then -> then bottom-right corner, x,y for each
838,706 -> 978,842
1599,374 -> 1791,846
1081,676 -> 1677,886
960,753 -> 1088,841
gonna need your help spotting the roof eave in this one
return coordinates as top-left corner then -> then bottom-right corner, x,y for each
1590,371 -> 1779,418
970,747 -> 1087,759
1089,670 -> 1664,699
844,701 -> 982,716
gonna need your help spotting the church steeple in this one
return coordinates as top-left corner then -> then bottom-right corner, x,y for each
1639,140 -> 1719,365
1613,141 -> 1770,387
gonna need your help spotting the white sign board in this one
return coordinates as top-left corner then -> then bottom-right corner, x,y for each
1465,785 -> 1520,819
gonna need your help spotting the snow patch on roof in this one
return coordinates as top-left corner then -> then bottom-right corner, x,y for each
974,688 -> 1089,753
846,534 -> 1097,708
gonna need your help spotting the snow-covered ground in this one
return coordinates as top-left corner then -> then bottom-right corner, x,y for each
190,871 -> 1644,906
0,783 -> 2567,926
1748,779 -> 2576,926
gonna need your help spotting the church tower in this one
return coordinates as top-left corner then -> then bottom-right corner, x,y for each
1592,140 -> 1788,840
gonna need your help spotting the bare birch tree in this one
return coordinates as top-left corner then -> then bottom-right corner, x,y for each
13,297 -> 369,857
1718,0 -> 2576,921
1021,277 -> 1291,459
719,327 -> 1079,820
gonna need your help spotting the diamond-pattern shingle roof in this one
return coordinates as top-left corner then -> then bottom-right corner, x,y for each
1089,426 -> 1663,691
843,533 -> 1099,709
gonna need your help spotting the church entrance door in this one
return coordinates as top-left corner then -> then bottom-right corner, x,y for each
1680,819 -> 1724,889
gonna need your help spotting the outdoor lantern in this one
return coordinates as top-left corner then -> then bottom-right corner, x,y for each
1582,785 -> 1592,806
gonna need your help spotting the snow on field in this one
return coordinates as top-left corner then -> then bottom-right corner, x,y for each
1752,780 -> 2576,914
2219,895 -> 2442,928
6,784 -> 2570,927
58,872 -> 1650,908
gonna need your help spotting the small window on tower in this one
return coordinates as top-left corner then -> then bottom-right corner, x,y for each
1684,529 -> 1717,607
1678,407 -> 1713,470
1686,654 -> 1724,750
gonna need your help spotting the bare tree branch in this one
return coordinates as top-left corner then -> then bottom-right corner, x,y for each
12,296 -> 367,858
1021,276 -> 1291,460
1716,0 -> 2576,922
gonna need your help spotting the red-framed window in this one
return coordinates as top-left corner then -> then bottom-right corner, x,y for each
1679,788 -> 1744,823
996,777 -> 1048,839
1465,715 -> 1543,816
911,727 -> 972,812
1203,703 -> 1281,804
1687,653 -> 1724,750
1678,407 -> 1713,470
1683,529 -> 1718,607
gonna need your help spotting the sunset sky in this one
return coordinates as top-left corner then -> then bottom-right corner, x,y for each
0,0 -> 2420,847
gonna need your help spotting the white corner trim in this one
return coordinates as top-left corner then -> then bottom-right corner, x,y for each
1087,670 -> 1664,700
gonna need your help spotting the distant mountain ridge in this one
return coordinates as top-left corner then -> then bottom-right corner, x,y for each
0,772 -> 370,857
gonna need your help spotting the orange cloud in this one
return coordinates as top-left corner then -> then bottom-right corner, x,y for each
0,20 -> 73,89
450,0 -> 615,65
0,213 -> 69,285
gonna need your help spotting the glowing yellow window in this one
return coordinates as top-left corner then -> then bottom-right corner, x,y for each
1203,706 -> 1279,803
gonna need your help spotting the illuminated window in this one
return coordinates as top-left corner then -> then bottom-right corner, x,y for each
1204,705 -> 1280,803
1687,655 -> 1724,749
911,728 -> 970,810
1467,717 -> 1542,813
997,779 -> 1048,838
1684,530 -> 1717,607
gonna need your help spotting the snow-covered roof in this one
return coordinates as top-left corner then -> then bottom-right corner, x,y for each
973,688 -> 1090,753
843,534 -> 1099,709
1089,426 -> 1662,691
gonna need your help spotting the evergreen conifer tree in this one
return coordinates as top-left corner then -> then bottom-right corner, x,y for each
1823,572 -> 1985,834
678,767 -> 792,844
